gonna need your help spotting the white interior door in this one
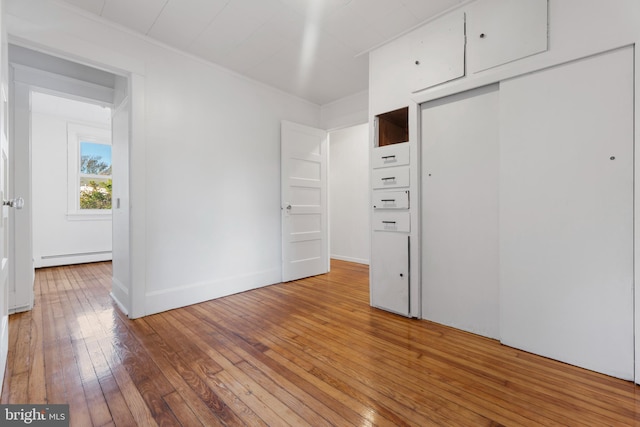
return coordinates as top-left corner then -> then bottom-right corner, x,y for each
8,81 -> 31,313
0,6 -> 10,392
499,47 -> 634,380
421,84 -> 500,339
281,120 -> 328,282
0,89 -> 8,392
111,79 -> 130,315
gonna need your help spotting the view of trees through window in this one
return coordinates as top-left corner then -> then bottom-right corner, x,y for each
80,141 -> 112,209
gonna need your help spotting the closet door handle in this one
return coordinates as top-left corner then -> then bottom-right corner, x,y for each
380,199 -> 396,202
381,155 -> 396,160
382,221 -> 397,224
381,177 -> 396,181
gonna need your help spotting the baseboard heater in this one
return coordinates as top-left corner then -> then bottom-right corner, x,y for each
41,251 -> 112,259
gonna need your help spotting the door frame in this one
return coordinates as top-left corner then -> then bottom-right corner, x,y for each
6,37 -> 147,318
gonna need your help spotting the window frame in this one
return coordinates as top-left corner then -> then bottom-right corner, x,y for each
67,122 -> 112,220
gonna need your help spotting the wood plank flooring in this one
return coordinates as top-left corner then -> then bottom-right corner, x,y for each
2,260 -> 640,426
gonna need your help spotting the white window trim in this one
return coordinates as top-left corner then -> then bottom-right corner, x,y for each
67,122 -> 112,219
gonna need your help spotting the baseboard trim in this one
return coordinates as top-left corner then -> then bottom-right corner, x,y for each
330,254 -> 369,265
111,276 -> 129,316
110,292 -> 129,317
35,252 -> 112,268
8,304 -> 33,315
144,268 -> 281,316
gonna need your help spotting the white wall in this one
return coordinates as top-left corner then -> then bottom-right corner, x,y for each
329,123 -> 369,265
5,0 -> 322,317
31,92 -> 112,267
321,90 -> 368,131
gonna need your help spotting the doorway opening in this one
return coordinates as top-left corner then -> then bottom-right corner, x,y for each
8,44 -> 131,315
328,123 -> 370,266
31,91 -> 113,268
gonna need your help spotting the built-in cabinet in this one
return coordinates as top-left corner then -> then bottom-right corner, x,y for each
368,0 -> 639,382
467,0 -> 548,73
409,11 -> 465,93
421,85 -> 500,339
370,107 -> 413,316
499,47 -> 634,380
370,0 -> 548,320
406,0 -> 548,94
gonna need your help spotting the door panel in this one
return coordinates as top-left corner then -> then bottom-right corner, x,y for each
281,121 -> 328,282
0,2 -> 9,393
499,47 -> 634,379
111,88 -> 130,315
371,232 -> 409,315
421,84 -> 500,339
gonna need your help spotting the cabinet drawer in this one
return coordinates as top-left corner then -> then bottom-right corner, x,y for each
372,143 -> 410,169
373,212 -> 411,232
372,166 -> 409,189
373,191 -> 409,209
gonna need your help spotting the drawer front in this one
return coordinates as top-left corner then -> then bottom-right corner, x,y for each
373,191 -> 409,210
372,166 -> 410,189
372,143 -> 410,169
373,212 -> 411,232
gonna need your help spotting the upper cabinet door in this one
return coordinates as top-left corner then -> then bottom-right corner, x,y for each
467,0 -> 548,73
410,11 -> 466,93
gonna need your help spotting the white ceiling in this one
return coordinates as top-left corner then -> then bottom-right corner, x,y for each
58,0 -> 466,105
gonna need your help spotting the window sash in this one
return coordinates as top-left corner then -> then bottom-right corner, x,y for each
67,123 -> 112,216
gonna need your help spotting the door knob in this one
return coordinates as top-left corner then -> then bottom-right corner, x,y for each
286,204 -> 292,210
4,197 -> 24,209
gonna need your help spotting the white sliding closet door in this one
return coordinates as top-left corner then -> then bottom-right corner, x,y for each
499,47 -> 634,380
421,84 -> 500,339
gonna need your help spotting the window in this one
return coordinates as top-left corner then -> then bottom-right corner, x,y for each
67,123 -> 112,218
79,141 -> 112,209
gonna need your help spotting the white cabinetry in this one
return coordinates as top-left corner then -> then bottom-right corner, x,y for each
499,47 -> 634,380
421,84 -> 500,339
372,166 -> 409,189
370,115 -> 413,315
410,11 -> 466,93
467,0 -> 548,73
371,232 -> 409,315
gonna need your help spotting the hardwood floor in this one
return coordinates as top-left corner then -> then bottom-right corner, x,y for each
2,260 -> 640,426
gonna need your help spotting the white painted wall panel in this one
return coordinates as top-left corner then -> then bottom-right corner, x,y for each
320,91 -> 368,131
499,47 -> 634,380
329,124 -> 369,265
